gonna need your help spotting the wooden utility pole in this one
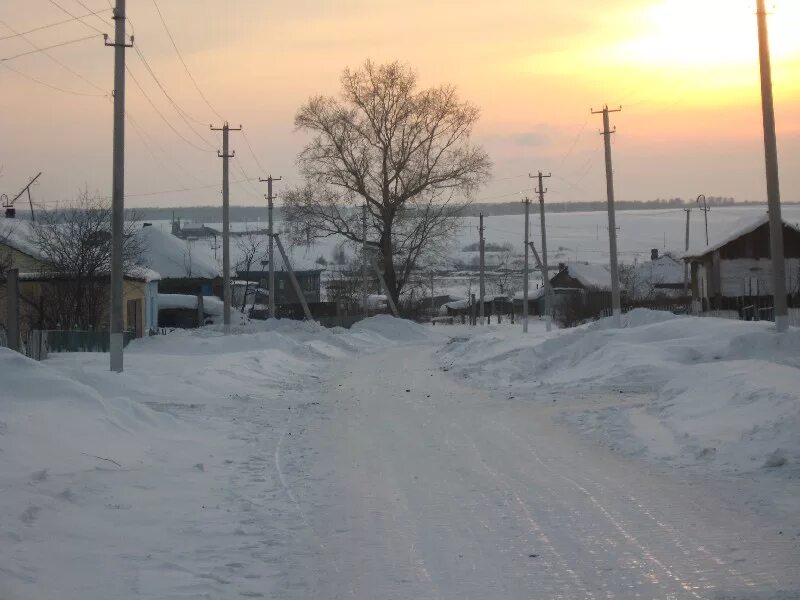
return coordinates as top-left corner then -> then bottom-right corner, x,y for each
696,194 -> 710,246
531,171 -> 552,332
105,0 -> 132,372
362,204 -> 369,319
756,0 -> 789,332
211,122 -> 242,334
592,105 -> 623,327
6,269 -> 19,352
683,208 -> 692,296
527,241 -> 553,328
478,213 -> 485,322
259,175 -> 281,319
522,196 -> 531,333
274,234 -> 313,321
430,272 -> 435,320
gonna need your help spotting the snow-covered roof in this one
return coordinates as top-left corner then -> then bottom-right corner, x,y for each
639,254 -> 683,285
0,220 -> 44,260
558,263 -> 612,291
139,226 -> 221,279
513,287 -> 547,301
684,213 -> 800,259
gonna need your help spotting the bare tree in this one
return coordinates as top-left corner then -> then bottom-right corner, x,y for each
234,230 -> 268,312
29,190 -> 144,329
284,60 -> 491,304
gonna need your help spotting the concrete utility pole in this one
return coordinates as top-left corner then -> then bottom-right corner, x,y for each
756,0 -> 789,332
6,269 -> 19,352
259,175 -> 281,319
522,196 -> 531,333
478,213 -> 485,322
683,208 -> 692,296
531,171 -> 553,332
696,194 -> 710,246
210,122 -> 242,334
592,105 -> 623,327
362,204 -> 369,319
105,0 -> 132,372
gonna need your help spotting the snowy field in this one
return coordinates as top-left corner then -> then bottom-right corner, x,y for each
2,312 -> 799,598
155,204 -> 800,269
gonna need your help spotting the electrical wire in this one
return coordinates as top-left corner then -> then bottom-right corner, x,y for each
0,9 -> 112,42
150,0 -> 225,122
0,33 -> 100,62
45,0 -> 108,36
132,45 -> 216,148
126,63 -> 214,153
240,129 -> 267,174
0,18 -> 107,94
71,0 -> 113,32
0,61 -> 106,96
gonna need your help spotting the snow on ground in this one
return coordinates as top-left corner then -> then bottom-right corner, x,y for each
0,316 -> 431,600
440,311 -> 800,483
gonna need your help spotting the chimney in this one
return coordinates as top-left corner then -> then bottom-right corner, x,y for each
651,248 -> 659,261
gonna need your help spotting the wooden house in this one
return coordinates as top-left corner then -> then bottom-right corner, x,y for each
683,213 -> 800,316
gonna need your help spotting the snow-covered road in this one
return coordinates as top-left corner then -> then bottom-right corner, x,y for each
279,342 -> 799,600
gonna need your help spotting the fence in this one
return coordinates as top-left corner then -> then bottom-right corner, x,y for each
46,330 -> 137,353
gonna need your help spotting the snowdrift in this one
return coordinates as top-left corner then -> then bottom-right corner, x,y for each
440,310 -> 800,475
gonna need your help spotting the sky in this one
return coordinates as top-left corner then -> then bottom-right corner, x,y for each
1,0 -> 799,210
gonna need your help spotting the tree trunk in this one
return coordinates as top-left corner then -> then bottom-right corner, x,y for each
379,223 -> 401,306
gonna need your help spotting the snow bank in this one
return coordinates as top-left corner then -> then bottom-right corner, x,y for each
441,310 -> 800,475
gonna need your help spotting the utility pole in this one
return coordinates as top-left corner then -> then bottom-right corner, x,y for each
259,175 -> 281,319
531,171 -> 552,332
478,213 -> 485,323
683,208 -> 692,296
362,203 -> 369,319
696,194 -> 710,246
6,269 -> 19,352
105,0 -> 132,372
210,122 -> 242,334
430,271 -> 435,320
756,0 -> 788,332
522,196 -> 531,333
592,105 -> 623,327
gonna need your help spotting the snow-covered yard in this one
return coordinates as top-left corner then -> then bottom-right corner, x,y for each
2,312 -> 799,599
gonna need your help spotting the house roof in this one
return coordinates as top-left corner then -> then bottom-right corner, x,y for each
556,263 -> 612,291
684,213 -> 800,259
138,225 -> 220,279
0,220 -> 44,261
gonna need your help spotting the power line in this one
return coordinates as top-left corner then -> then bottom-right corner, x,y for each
132,44 -> 215,147
0,18 -> 107,94
125,63 -> 214,153
45,0 -> 108,36
0,61 -> 106,96
71,0 -> 113,31
150,0 -> 225,121
0,33 -> 100,62
0,9 -> 112,42
240,129 -> 267,173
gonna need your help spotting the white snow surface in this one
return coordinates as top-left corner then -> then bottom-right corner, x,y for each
0,316 -> 431,600
440,310 -> 800,478
3,311 -> 800,599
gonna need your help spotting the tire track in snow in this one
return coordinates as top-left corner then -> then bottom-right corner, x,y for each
496,420 -> 707,599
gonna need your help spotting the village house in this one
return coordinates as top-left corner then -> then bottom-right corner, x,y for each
139,224 -> 221,296
0,221 -> 158,348
683,213 -> 800,318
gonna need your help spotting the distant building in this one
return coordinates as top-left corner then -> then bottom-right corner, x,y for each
171,217 -> 220,240
683,213 -> 800,316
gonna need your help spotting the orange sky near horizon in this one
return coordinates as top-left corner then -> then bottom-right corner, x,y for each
0,0 -> 798,208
